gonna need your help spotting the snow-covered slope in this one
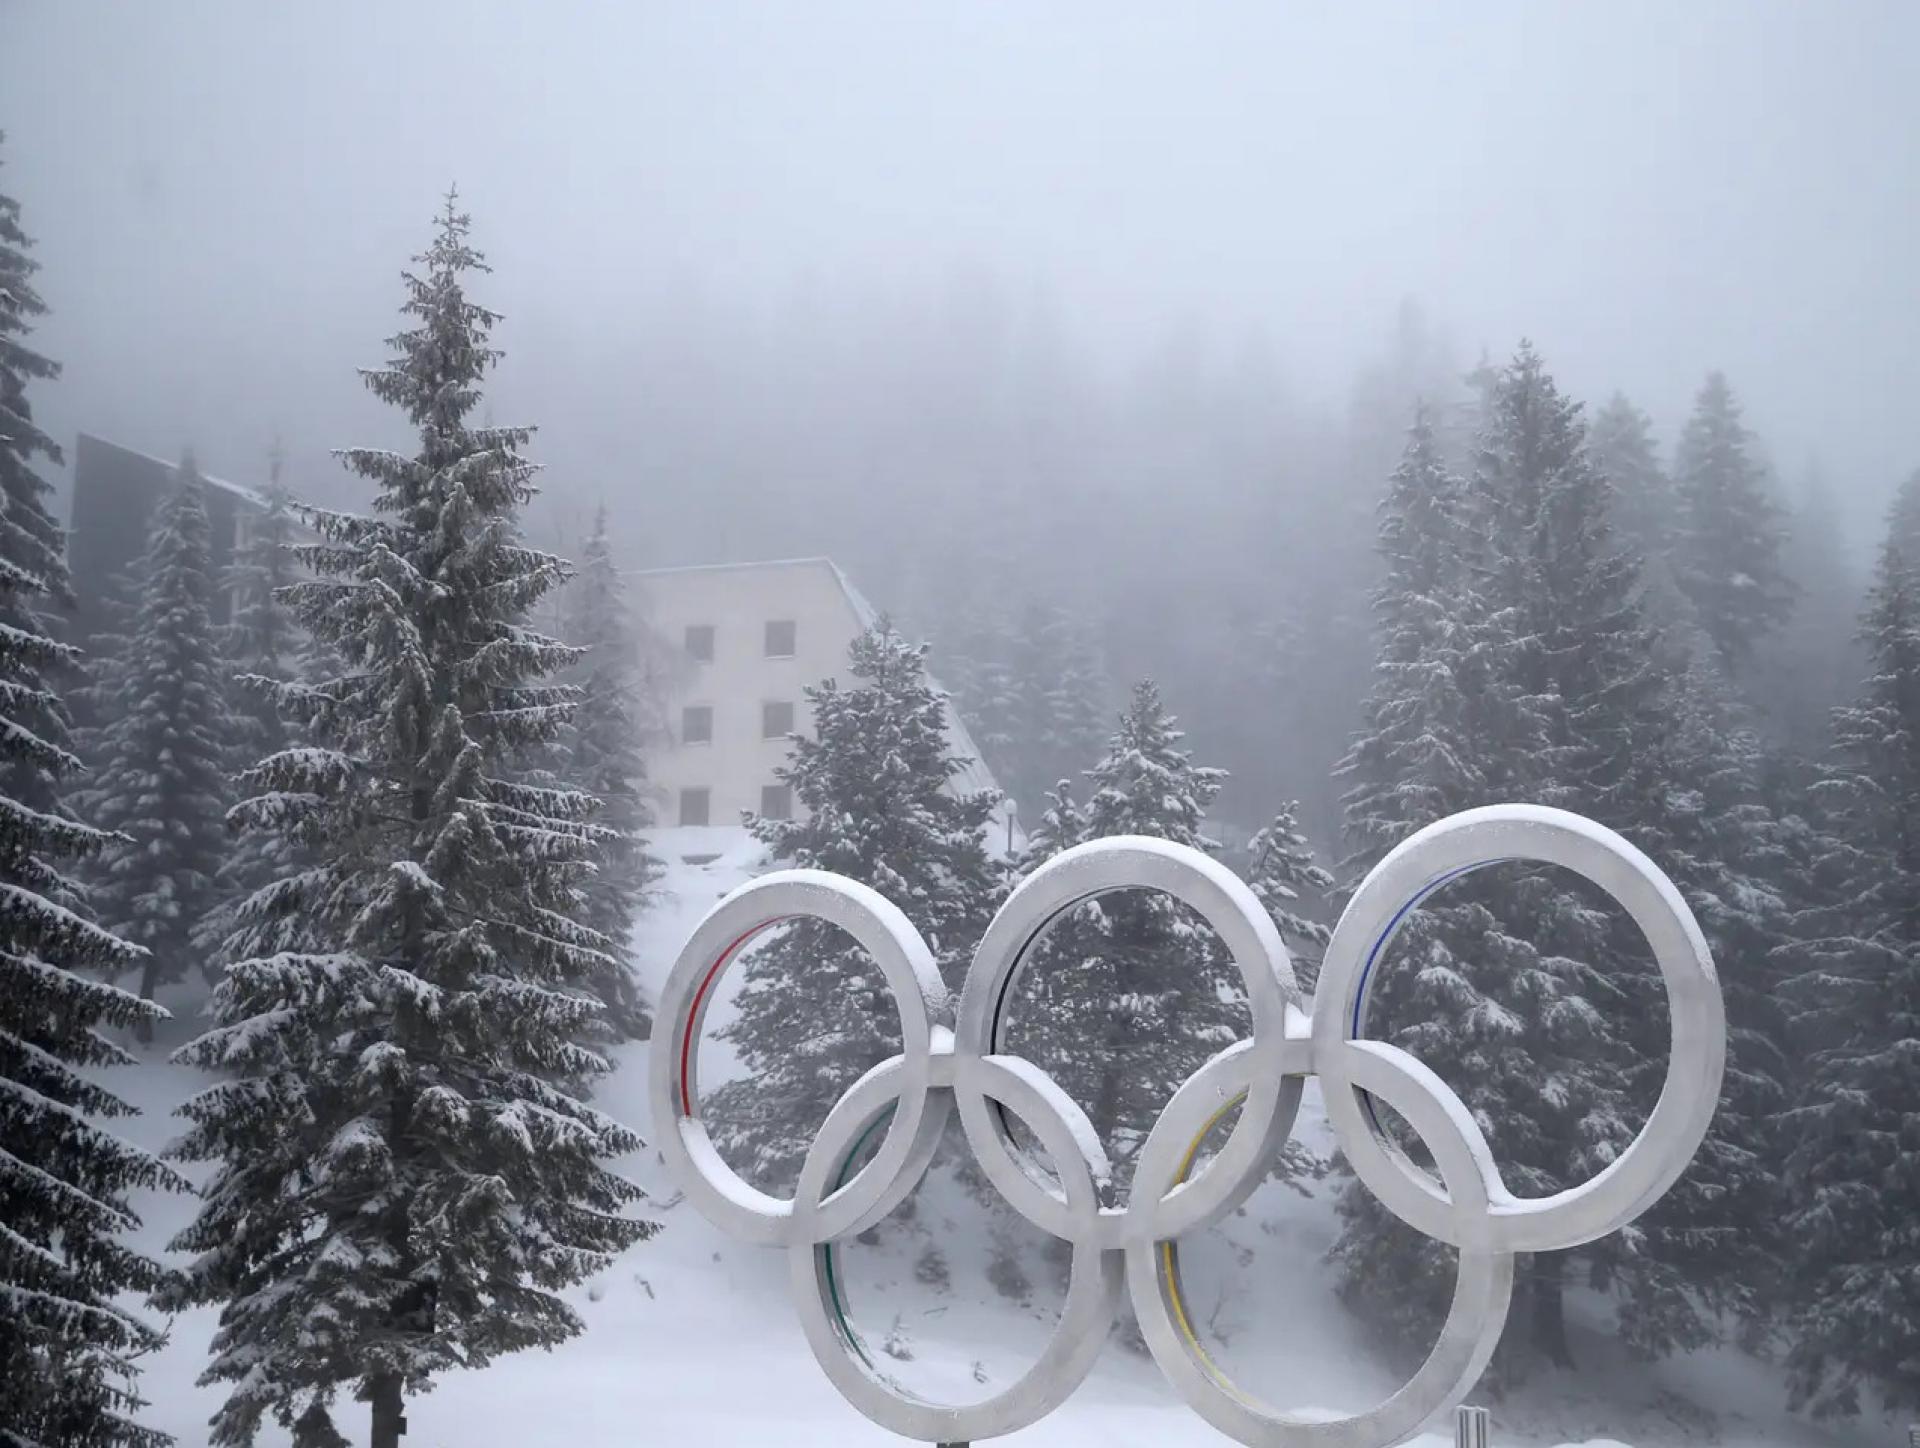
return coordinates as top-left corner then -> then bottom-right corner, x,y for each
117,830 -> 1891,1448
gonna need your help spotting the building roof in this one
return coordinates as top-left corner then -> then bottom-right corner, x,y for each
76,432 -> 273,512
631,555 -> 1019,841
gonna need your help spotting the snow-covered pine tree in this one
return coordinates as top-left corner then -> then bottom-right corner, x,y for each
220,446 -> 305,765
161,195 -> 653,1448
194,447 -> 312,968
1553,457 -> 1794,1359
1004,604 -> 1109,821
1573,386 -> 1802,1347
1588,393 -> 1749,736
1333,403 -> 1488,874
1751,464 -> 1867,762
1490,346 -> 1791,1360
76,455 -> 235,1024
712,620 -> 1000,1191
935,564 -> 1021,759
1603,652 -> 1796,1353
944,600 -> 1109,824
555,504 -> 660,1038
1003,680 -> 1258,1193
1334,347 -> 1791,1379
1328,406 -> 1513,1357
1777,471 -> 1920,1418
1338,349 -> 1634,1378
0,134 -> 186,1448
1019,775 -> 1086,864
1078,681 -> 1222,851
1042,609 -> 1110,804
943,609 -> 1019,795
1331,394 -> 1563,1374
1244,800 -> 1333,992
1436,348 -> 1501,470
1531,362 -> 1799,1356
1672,372 -> 1794,672
1588,393 -> 1695,625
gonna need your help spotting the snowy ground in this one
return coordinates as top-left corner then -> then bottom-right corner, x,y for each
117,830 -> 1893,1448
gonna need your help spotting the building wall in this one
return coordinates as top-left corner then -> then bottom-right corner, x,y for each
67,433 -> 250,643
637,559 -> 865,831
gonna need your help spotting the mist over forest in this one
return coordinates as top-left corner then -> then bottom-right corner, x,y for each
5,1 -> 1916,841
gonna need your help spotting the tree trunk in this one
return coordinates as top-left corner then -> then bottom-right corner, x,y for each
134,954 -> 160,1044
370,1372 -> 404,1448
1528,1253 -> 1574,1369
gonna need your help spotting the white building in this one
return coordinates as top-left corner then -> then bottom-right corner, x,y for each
632,557 -> 1018,855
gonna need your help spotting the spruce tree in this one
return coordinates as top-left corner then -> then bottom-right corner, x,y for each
1333,368 -> 1612,1378
1588,394 -> 1675,569
946,600 -> 1108,823
1244,800 -> 1333,992
194,451 -> 312,966
1003,680 -> 1248,1194
1752,465 -> 1866,761
1036,608 -> 1110,816
1778,473 -> 1920,1417
1020,776 -> 1086,866
1582,389 -> 1735,706
712,621 -> 1000,1190
944,606 -> 1019,795
1333,348 -> 1791,1380
1330,405 -> 1502,1347
935,561 -> 1022,756
1582,405 -> 1802,1344
1593,636 -> 1795,1355
161,195 -> 652,1448
1334,403 -> 1487,874
1519,361 -> 1794,1359
75,455 -> 234,1023
1588,392 -> 1703,640
1672,372 -> 1794,671
1,134 -> 185,1448
220,447 -> 306,767
555,504 -> 660,1038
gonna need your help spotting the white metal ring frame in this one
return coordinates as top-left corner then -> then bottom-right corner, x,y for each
649,804 -> 1726,1446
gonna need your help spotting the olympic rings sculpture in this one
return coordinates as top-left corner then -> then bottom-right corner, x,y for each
650,804 -> 1726,1447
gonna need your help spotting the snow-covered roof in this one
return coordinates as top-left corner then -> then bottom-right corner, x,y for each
630,555 -> 1020,847
77,433 -> 272,511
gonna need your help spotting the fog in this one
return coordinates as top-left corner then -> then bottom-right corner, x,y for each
6,2 -> 1915,499
3,0 -> 1917,829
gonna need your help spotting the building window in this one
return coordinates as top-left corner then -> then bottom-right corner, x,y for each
681,704 -> 713,745
685,624 -> 715,662
760,784 -> 793,821
764,619 -> 797,657
762,700 -> 795,739
678,787 -> 710,827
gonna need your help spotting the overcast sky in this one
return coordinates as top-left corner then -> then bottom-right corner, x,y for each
3,1 -> 1915,540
